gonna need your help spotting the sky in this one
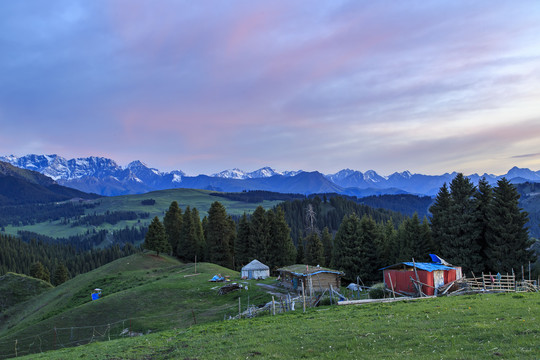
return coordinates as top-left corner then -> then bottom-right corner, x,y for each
1,1 -> 540,176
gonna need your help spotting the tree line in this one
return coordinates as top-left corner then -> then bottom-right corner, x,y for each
0,233 -> 140,285
146,178 -> 534,284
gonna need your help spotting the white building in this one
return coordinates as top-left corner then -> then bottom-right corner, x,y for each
241,259 -> 270,279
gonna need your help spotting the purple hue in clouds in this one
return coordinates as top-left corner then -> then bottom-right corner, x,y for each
1,1 -> 540,176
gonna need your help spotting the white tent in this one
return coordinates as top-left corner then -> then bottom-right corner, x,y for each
241,259 -> 270,279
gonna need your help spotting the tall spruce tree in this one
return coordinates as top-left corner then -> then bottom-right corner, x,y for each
53,264 -> 69,286
29,261 -> 50,283
376,220 -> 398,266
267,207 -> 296,269
144,216 -> 170,257
429,183 -> 451,255
485,178 -> 534,273
180,206 -> 198,262
443,174 -> 482,274
320,227 -> 333,267
474,178 -> 493,271
357,215 -> 380,281
235,213 -> 251,268
163,201 -> 182,257
205,202 -> 234,268
249,206 -> 269,262
191,208 -> 205,262
332,214 -> 362,282
304,232 -> 325,266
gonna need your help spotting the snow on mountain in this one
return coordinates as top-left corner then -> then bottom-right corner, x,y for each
247,167 -> 279,178
2,154 -> 540,197
212,168 -> 247,179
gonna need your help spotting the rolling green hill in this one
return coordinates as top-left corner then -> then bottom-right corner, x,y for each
0,253 -> 276,359
1,188 -> 284,240
0,273 -> 53,312
9,292 -> 540,360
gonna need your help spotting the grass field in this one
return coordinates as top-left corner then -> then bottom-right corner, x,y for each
0,253 -> 279,359
2,188 -> 283,239
9,292 -> 540,359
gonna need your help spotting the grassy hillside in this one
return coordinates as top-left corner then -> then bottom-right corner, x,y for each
0,273 -> 53,311
10,292 -> 540,360
1,188 -> 283,239
0,253 -> 277,359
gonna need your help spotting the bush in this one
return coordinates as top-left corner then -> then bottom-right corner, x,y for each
368,283 -> 386,299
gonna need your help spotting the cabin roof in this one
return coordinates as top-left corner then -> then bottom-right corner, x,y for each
380,262 -> 455,272
277,264 -> 344,277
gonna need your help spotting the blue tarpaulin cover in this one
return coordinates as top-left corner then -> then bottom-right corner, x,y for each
380,262 -> 454,272
91,293 -> 100,301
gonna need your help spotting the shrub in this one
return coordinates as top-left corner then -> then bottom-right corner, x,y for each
368,283 -> 386,299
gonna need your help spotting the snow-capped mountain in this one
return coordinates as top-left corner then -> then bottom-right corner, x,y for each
2,154 -> 540,197
212,166 -> 299,179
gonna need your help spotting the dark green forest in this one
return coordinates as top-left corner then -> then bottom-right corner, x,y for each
1,179 -> 538,287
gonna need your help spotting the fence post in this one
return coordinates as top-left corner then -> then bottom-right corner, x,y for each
302,281 -> 306,313
14,339 -> 17,358
238,297 -> 241,318
272,296 -> 275,316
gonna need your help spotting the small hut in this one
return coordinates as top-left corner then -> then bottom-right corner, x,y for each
381,256 -> 462,296
241,259 -> 270,280
277,264 -> 344,293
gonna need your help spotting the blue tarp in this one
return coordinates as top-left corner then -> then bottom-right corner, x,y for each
380,262 -> 454,272
91,293 -> 100,301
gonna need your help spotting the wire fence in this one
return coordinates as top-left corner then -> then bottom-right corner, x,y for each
0,304 -> 242,360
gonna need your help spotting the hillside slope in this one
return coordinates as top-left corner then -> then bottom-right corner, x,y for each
0,273 -> 53,311
0,161 -> 99,205
0,253 -> 274,358
11,292 -> 540,360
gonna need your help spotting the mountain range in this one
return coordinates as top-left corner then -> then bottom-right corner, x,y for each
2,154 -> 540,197
0,160 -> 99,205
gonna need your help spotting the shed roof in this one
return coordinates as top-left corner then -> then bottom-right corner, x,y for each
277,264 -> 344,277
380,262 -> 455,272
242,259 -> 269,271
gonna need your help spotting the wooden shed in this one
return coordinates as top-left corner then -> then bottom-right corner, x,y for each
381,261 -> 462,296
277,264 -> 344,294
241,259 -> 270,280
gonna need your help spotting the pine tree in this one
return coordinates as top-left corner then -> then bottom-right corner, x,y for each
249,206 -> 269,262
180,206 -> 197,262
206,202 -> 234,268
296,240 -> 305,264
485,178 -> 534,273
304,232 -> 325,266
29,261 -> 49,283
267,207 -> 296,269
163,201 -> 182,257
53,264 -> 69,286
332,214 -> 362,282
144,216 -> 171,257
235,213 -> 251,268
429,183 -> 451,255
443,174 -> 482,274
320,227 -> 333,267
191,208 -> 205,262
474,177 -> 492,272
357,215 -> 380,281
376,220 -> 398,266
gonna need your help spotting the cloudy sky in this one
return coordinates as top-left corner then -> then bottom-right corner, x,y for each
1,1 -> 539,176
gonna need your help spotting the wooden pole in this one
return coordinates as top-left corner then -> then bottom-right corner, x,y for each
238,297 -> 241,318
302,281 -> 306,313
272,296 -> 275,316
191,309 -> 197,324
412,258 -> 422,297
194,255 -> 197,274
387,273 -> 396,299
14,339 -> 17,358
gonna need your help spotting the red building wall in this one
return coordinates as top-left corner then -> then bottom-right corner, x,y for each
383,269 -> 436,296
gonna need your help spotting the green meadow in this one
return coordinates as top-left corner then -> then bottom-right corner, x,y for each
2,188 -> 283,239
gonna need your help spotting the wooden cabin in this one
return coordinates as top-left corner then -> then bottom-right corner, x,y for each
277,264 -> 344,293
381,261 -> 462,296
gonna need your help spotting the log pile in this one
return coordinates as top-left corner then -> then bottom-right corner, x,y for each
218,283 -> 242,295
